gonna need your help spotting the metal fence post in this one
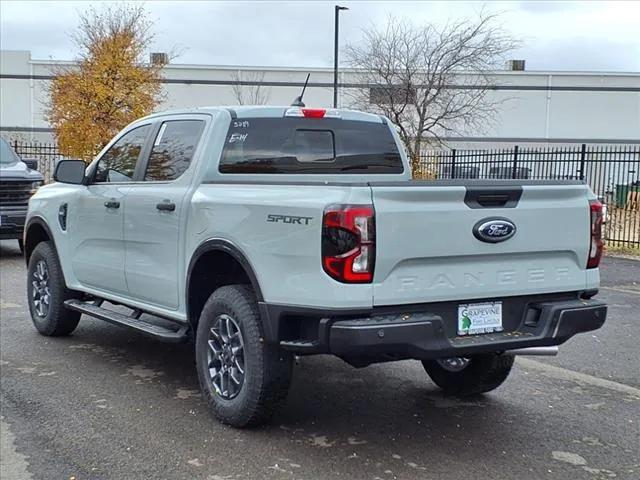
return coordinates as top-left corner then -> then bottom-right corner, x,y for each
512,145 -> 519,179
579,143 -> 586,180
451,149 -> 457,179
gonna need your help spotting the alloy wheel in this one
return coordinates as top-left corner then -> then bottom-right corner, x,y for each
31,260 -> 51,318
207,314 -> 245,399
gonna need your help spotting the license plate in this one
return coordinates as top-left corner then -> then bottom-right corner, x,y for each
458,302 -> 503,335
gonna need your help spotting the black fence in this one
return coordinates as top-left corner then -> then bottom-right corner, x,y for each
420,144 -> 640,248
10,140 -> 640,248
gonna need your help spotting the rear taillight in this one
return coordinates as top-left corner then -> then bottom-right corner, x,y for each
587,199 -> 604,269
322,204 -> 375,283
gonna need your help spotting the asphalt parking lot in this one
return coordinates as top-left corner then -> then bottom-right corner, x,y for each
1,240 -> 638,480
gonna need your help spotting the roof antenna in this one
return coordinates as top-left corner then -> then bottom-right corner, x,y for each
291,73 -> 310,107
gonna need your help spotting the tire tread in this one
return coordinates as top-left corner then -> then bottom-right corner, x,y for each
27,241 -> 81,336
196,284 -> 292,428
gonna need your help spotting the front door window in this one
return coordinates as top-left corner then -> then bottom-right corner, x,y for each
93,125 -> 151,183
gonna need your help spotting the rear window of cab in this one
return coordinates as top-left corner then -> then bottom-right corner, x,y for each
218,117 -> 404,174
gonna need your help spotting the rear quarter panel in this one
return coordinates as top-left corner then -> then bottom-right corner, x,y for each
187,183 -> 374,308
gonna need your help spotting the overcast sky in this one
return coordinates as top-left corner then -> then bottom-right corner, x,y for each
1,0 -> 639,72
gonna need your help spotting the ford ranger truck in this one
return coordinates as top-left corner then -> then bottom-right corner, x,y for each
24,106 -> 607,428
1,138 -> 43,252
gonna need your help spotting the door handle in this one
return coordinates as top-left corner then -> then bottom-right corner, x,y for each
156,201 -> 176,212
104,199 -> 120,209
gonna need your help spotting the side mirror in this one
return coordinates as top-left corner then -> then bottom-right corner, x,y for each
22,158 -> 39,171
54,160 -> 86,185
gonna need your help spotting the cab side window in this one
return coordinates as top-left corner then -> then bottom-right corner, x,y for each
93,125 -> 151,183
144,120 -> 205,182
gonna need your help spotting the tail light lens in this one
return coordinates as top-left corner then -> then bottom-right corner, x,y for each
301,108 -> 326,118
587,199 -> 604,269
284,107 -> 341,118
322,204 -> 375,283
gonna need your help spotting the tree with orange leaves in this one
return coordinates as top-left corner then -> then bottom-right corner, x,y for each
47,4 -> 167,161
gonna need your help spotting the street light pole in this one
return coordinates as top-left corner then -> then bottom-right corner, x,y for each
333,5 -> 348,108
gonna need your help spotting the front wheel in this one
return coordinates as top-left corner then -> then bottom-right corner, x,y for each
422,354 -> 514,396
27,241 -> 81,336
195,285 -> 293,428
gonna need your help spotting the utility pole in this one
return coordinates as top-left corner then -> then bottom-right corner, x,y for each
333,5 -> 349,108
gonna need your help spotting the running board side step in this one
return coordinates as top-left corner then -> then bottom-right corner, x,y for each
280,340 -> 322,354
64,299 -> 189,343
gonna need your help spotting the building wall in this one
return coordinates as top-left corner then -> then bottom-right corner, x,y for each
1,50 -> 639,146
0,51 -> 35,137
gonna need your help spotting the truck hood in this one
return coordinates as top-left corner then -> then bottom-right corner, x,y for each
0,160 -> 44,181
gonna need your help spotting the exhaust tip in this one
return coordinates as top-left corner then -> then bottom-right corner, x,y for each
507,346 -> 559,356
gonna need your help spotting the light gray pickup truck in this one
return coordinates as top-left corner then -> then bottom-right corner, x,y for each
25,106 -> 607,427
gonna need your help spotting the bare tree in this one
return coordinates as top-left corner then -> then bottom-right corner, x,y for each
231,70 -> 271,105
345,13 -> 518,176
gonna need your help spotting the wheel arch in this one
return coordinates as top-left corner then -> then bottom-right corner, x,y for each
24,216 -> 56,265
186,239 -> 263,330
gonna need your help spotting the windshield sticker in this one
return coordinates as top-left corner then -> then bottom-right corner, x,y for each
229,132 -> 248,143
233,120 -> 250,128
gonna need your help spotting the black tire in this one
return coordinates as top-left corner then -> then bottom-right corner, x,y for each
195,284 -> 293,428
422,354 -> 514,396
17,238 -> 24,254
27,241 -> 81,336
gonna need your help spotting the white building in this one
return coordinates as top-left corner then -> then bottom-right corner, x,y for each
1,50 -> 639,148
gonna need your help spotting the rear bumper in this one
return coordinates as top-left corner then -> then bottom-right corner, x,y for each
329,299 -> 605,359
261,294 -> 606,361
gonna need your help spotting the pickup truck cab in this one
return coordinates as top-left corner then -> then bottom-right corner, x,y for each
25,106 -> 607,427
1,138 -> 43,251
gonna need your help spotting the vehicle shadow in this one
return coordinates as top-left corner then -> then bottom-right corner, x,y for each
62,316 -> 533,467
0,240 -> 23,258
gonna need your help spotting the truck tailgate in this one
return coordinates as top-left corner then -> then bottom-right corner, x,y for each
370,182 -> 593,306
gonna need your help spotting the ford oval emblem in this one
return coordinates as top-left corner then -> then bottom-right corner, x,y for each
473,218 -> 517,243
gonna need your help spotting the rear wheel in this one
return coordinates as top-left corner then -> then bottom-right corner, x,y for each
195,284 -> 293,428
27,241 -> 81,336
422,354 -> 514,396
